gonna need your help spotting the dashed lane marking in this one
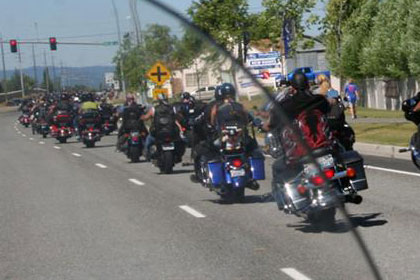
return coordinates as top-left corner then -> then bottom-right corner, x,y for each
179,205 -> 206,218
128,178 -> 145,186
39,141 -> 45,145
72,153 -> 82,157
53,146 -> 61,150
95,163 -> 107,169
281,268 -> 312,280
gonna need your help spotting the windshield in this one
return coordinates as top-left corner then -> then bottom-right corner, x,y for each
4,0 -> 410,279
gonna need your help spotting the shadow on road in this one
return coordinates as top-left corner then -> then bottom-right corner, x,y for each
287,213 -> 388,234
81,144 -> 116,149
203,192 -> 275,205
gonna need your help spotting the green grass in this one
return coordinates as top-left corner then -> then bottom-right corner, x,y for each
352,122 -> 416,146
347,107 -> 404,119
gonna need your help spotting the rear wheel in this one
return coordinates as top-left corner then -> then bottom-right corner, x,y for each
129,146 -> 140,163
221,185 -> 245,203
58,137 -> 67,144
86,141 -> 95,148
42,133 -> 47,138
161,151 -> 174,174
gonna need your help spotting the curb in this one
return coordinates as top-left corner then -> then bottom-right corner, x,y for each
353,142 -> 411,161
257,138 -> 411,161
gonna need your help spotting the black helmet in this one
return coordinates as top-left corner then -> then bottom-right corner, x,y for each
181,92 -> 191,100
290,73 -> 309,91
214,86 -> 223,101
219,83 -> 236,99
61,93 -> 69,101
81,93 -> 93,102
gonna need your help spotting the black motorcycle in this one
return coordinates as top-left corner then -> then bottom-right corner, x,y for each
152,129 -> 185,174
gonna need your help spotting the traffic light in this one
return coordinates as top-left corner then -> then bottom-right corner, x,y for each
49,37 -> 57,51
9,40 -> 17,53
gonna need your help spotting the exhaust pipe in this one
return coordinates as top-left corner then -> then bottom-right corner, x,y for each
346,195 -> 363,204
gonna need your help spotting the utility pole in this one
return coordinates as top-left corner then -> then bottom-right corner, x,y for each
112,0 -> 126,97
18,44 -> 25,97
1,35 -> 7,93
60,61 -> 64,90
31,44 -> 38,87
43,50 -> 50,93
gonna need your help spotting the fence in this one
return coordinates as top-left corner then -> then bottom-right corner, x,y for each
332,76 -> 419,111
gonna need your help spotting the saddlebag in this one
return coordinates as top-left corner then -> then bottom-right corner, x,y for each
341,150 -> 368,191
207,161 -> 224,185
249,157 -> 265,180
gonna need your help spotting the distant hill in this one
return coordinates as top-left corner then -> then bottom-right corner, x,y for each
4,65 -> 116,88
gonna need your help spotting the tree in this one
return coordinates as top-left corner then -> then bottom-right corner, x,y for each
338,0 -> 379,79
405,0 -> 420,77
323,0 -> 363,77
6,70 -> 35,92
360,0 -> 412,78
259,0 -> 318,53
41,69 -> 54,92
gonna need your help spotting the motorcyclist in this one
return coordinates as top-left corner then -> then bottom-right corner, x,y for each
269,73 -> 331,210
402,92 -> 420,149
116,96 -> 147,151
78,93 -> 101,135
141,93 -> 184,161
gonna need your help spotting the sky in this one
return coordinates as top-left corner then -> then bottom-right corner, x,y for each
0,0 -> 324,71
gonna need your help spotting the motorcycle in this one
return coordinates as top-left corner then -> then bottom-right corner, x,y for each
201,124 -> 265,202
50,113 -> 73,144
399,133 -> 420,170
121,129 -> 147,163
80,124 -> 101,148
152,129 -> 184,174
39,119 -> 50,138
101,115 -> 117,135
20,114 -> 31,127
272,147 -> 368,225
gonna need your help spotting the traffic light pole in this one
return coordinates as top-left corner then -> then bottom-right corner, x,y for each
0,36 -> 7,93
18,45 -> 25,97
43,50 -> 49,94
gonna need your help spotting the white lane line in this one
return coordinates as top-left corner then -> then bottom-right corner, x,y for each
39,141 -> 45,144
128,178 -> 145,186
29,137 -> 34,141
53,146 -> 61,150
281,268 -> 312,280
179,205 -> 206,218
72,153 -> 82,157
22,134 -> 26,137
95,163 -> 107,169
364,165 -> 420,178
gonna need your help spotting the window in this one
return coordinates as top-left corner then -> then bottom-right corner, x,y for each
185,72 -> 209,87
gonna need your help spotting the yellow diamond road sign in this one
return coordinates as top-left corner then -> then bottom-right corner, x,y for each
146,62 -> 170,86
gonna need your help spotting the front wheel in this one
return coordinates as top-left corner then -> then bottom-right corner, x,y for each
129,146 -> 140,163
161,151 -> 174,174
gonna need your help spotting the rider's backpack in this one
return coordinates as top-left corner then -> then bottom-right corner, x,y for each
153,103 -> 176,134
280,109 -> 332,162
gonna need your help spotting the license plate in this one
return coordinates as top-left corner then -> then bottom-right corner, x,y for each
162,143 -> 175,151
230,169 -> 245,177
304,154 -> 334,172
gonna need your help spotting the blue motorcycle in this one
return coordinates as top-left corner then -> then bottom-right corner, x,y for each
204,124 -> 265,202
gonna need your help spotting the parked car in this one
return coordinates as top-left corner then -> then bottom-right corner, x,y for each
191,86 -> 217,100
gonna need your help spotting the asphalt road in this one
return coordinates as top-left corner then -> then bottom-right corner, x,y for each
1,111 -> 420,280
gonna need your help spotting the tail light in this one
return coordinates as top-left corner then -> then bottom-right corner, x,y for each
89,127 -> 94,132
346,167 -> 356,178
297,184 -> 307,195
231,158 -> 243,168
311,175 -> 325,186
324,169 -> 335,179
182,127 -> 186,132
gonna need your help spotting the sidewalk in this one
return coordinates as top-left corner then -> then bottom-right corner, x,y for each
0,106 -> 18,113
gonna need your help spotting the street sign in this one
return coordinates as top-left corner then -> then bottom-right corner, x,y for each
146,62 -> 170,86
152,88 -> 168,100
